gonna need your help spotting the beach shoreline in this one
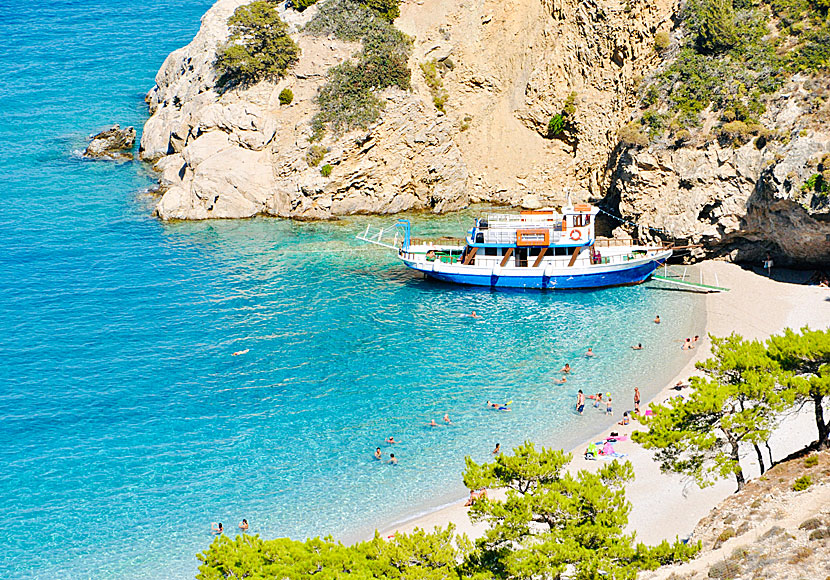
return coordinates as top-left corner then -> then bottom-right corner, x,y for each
375,260 -> 830,544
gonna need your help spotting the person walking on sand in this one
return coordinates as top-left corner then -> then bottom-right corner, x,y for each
576,390 -> 585,415
763,253 -> 773,277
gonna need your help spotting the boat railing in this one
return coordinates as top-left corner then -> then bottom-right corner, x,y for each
485,213 -> 562,226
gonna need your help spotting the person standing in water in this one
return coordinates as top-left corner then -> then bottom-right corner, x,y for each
654,315 -> 661,324
634,387 -> 640,411
585,347 -> 595,357
239,519 -> 249,532
389,453 -> 397,465
576,390 -> 585,415
374,447 -> 382,460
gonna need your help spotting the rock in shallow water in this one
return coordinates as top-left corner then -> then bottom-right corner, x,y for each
84,124 -> 136,160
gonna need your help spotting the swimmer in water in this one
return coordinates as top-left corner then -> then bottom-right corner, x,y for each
443,413 -> 452,425
486,400 -> 511,411
374,447 -> 382,460
239,519 -> 249,531
654,315 -> 661,324
492,443 -> 500,454
553,377 -> 567,384
232,349 -> 250,356
560,363 -> 571,373
211,522 -> 223,535
386,436 -> 397,444
470,310 -> 481,319
585,347 -> 595,357
429,419 -> 438,427
389,453 -> 397,465
631,343 -> 643,350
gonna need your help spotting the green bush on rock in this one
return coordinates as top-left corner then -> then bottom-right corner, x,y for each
279,87 -> 294,105
214,1 -> 300,90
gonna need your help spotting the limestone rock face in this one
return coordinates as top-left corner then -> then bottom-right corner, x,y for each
608,81 -> 830,266
142,0 -> 674,220
84,124 -> 136,159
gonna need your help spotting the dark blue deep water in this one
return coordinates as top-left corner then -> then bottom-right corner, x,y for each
0,1 -> 705,578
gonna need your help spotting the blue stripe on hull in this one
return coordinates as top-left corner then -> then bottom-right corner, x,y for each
421,261 -> 662,290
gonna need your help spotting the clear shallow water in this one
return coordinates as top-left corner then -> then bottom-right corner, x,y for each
0,2 -> 705,578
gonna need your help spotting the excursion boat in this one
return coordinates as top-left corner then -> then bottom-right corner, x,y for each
358,203 -> 672,290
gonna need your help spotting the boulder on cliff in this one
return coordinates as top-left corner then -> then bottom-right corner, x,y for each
84,124 -> 136,160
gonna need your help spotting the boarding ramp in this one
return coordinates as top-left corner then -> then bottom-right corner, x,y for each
356,219 -> 410,250
650,264 -> 729,293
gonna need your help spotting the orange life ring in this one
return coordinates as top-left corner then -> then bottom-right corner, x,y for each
570,229 -> 582,241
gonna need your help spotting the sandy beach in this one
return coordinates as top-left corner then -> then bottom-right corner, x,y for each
377,260 -> 830,544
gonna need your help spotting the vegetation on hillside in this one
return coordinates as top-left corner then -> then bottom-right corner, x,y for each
196,443 -> 698,579
634,327 -> 830,491
629,0 -> 830,146
305,0 -> 410,136
214,1 -> 300,90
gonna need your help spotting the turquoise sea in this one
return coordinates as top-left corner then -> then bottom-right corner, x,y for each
0,1 -> 705,578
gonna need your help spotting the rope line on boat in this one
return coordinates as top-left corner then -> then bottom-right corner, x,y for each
597,207 -> 671,236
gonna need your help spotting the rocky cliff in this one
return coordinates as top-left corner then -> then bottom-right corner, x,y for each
608,75 -> 830,266
140,0 -> 674,220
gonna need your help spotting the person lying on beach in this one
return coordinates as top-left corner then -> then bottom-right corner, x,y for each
239,519 -> 249,531
552,377 -> 567,384
374,447 -> 382,460
631,343 -> 643,350
654,315 -> 661,324
584,442 -> 598,460
443,413 -> 452,425
211,522 -> 223,535
585,347 -> 595,357
386,436 -> 397,444
465,488 -> 487,505
672,381 -> 690,390
389,453 -> 397,465
232,349 -> 249,356
560,363 -> 571,373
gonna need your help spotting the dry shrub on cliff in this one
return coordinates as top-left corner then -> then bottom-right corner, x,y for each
214,2 -> 300,90
307,0 -> 411,134
618,123 -> 649,148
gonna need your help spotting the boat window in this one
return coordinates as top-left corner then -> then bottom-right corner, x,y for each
484,247 -> 498,256
529,248 -> 540,257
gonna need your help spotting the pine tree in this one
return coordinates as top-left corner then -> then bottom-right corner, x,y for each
768,327 -> 830,449
461,442 -> 695,579
634,334 -> 782,491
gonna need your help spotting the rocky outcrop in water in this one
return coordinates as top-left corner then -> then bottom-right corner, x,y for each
607,77 -> 830,266
84,124 -> 136,159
